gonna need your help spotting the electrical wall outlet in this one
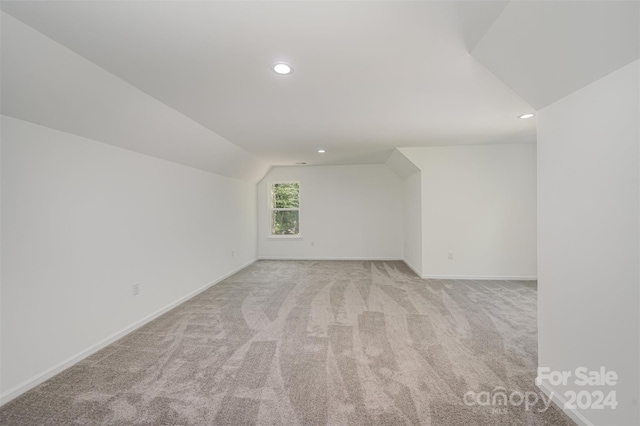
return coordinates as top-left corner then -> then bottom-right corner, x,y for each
310,241 -> 315,247
448,252 -> 454,260
231,250 -> 235,257
132,282 -> 140,296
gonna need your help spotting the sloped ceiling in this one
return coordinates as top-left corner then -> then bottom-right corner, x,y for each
472,1 -> 639,110
1,12 -> 269,182
386,150 -> 420,179
0,1 -> 535,170
3,1 -> 633,173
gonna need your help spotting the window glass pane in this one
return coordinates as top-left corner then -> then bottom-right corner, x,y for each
272,210 -> 299,235
273,183 -> 299,208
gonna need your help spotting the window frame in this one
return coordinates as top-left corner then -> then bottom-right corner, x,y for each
268,181 -> 302,239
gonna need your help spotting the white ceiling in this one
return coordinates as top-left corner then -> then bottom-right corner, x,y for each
472,1 -> 639,110
1,11 -> 270,182
0,1 -> 537,168
385,149 -> 420,180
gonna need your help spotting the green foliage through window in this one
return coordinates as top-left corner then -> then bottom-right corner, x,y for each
271,183 -> 300,235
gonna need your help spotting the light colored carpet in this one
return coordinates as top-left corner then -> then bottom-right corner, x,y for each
0,260 -> 574,425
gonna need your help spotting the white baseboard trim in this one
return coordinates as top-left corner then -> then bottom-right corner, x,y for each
0,258 -> 258,407
402,260 -> 422,277
536,380 -> 593,426
255,259 -> 533,281
258,256 -> 404,261
421,274 -> 537,280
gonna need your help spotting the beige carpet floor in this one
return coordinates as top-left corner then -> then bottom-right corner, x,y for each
0,260 -> 574,425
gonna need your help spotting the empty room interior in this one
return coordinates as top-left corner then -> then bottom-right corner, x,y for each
0,1 -> 638,425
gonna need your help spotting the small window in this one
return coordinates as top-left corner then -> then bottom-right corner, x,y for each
270,182 -> 300,236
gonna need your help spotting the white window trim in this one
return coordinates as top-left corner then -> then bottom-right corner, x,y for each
268,181 -> 301,238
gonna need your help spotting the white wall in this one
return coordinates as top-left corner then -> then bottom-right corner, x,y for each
537,60 -> 639,426
258,165 -> 403,260
0,116 -> 258,402
400,144 -> 537,279
403,171 -> 422,275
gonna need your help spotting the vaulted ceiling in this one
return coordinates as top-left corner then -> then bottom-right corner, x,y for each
1,1 -> 637,176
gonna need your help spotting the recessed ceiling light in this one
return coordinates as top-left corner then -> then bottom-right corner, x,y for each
518,113 -> 535,119
317,149 -> 326,154
272,63 -> 293,75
